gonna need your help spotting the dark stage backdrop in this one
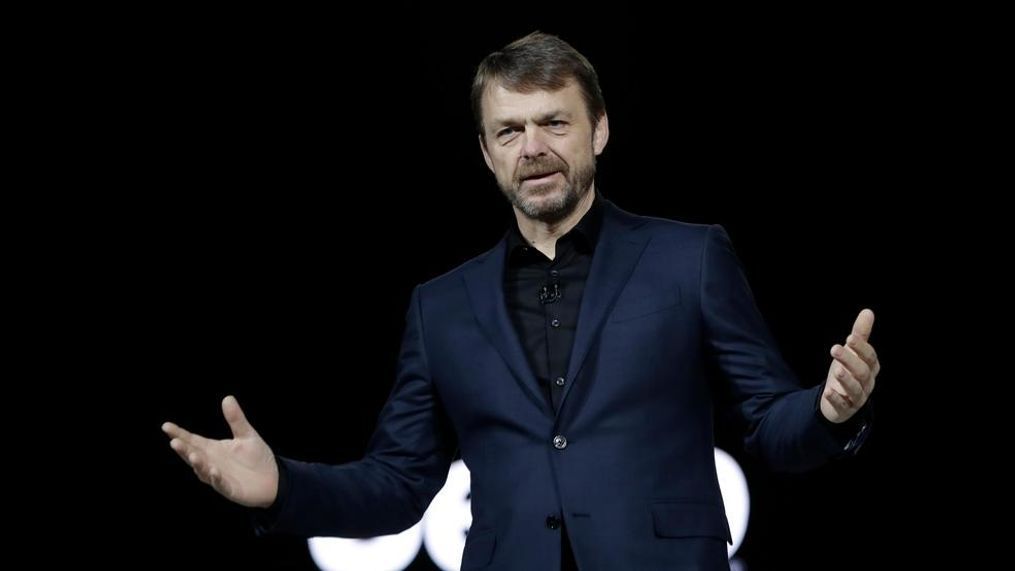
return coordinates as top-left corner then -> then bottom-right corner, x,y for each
126,6 -> 980,570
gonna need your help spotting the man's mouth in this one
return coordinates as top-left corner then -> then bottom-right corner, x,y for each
521,171 -> 560,183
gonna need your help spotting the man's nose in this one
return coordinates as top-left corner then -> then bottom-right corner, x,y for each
520,129 -> 549,159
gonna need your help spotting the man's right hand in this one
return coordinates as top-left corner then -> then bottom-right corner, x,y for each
162,395 -> 279,509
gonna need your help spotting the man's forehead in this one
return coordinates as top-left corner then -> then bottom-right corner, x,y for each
482,81 -> 583,123
483,79 -> 580,102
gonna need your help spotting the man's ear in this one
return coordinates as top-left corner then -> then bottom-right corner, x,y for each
593,112 -> 610,156
479,134 -> 495,173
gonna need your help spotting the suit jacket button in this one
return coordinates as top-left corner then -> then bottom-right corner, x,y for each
546,515 -> 561,530
553,435 -> 567,449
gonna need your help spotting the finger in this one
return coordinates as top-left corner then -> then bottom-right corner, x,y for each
162,422 -> 214,450
171,438 -> 217,486
162,421 -> 186,439
824,387 -> 853,414
222,396 -> 255,439
824,371 -> 855,406
829,363 -> 865,404
851,309 -> 875,342
189,451 -> 214,484
169,438 -> 196,467
832,345 -> 872,392
193,463 -> 211,485
846,334 -> 879,371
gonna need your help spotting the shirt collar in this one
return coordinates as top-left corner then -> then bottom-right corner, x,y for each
506,191 -> 604,263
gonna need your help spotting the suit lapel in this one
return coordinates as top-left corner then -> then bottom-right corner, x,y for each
558,201 -> 650,413
463,238 -> 550,415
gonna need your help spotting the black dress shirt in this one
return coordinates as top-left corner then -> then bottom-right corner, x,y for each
504,195 -> 603,413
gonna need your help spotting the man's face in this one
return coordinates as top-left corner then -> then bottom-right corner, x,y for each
479,80 -> 609,223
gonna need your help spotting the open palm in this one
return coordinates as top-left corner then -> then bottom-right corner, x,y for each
162,396 -> 279,508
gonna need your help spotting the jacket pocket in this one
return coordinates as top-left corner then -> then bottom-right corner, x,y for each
610,289 -> 682,322
461,527 -> 497,569
652,502 -> 732,544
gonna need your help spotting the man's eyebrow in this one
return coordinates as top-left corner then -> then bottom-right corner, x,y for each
491,109 -> 572,128
536,110 -> 572,123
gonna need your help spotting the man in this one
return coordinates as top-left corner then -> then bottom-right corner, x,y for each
163,32 -> 879,570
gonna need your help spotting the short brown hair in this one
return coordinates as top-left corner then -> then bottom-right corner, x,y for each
471,32 -> 606,136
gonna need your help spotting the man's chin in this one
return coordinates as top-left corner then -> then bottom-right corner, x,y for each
518,189 -> 574,221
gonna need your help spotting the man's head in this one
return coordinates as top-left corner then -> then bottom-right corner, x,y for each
471,32 -> 606,137
473,32 -> 609,224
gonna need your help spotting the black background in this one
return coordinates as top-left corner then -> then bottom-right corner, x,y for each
92,5 -> 997,569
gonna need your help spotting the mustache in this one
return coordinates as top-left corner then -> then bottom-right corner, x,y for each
516,157 -> 568,182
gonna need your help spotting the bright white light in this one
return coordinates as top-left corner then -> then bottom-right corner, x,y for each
422,461 -> 473,571
714,447 -> 750,557
307,521 -> 422,571
308,451 -> 750,568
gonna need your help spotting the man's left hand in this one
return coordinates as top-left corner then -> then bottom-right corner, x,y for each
820,309 -> 881,423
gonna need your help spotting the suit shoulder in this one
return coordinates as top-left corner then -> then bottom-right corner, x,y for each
642,216 -> 715,237
615,204 -> 720,249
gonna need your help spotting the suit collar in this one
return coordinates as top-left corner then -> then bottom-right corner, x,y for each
463,231 -> 549,414
558,200 -> 649,412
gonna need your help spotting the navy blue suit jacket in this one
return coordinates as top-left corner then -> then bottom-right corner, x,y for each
261,199 -> 865,570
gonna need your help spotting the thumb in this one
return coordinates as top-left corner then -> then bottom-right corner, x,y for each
851,308 -> 875,341
222,395 -> 255,438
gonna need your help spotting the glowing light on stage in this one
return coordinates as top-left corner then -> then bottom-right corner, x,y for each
310,450 -> 749,570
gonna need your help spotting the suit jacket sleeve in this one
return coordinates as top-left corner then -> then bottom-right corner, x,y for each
701,225 -> 869,472
254,285 -> 457,537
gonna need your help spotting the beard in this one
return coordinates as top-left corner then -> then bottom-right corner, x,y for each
498,154 -> 596,224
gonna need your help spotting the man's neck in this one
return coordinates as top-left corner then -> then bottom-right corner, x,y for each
514,186 -> 596,260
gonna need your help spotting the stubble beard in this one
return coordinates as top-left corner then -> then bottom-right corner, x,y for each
500,156 -> 595,224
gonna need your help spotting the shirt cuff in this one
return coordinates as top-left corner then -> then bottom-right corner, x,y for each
814,387 -> 874,455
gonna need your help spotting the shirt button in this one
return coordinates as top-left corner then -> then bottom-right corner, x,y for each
553,435 -> 568,449
546,515 -> 561,530
555,376 -> 566,387
551,318 -> 561,328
